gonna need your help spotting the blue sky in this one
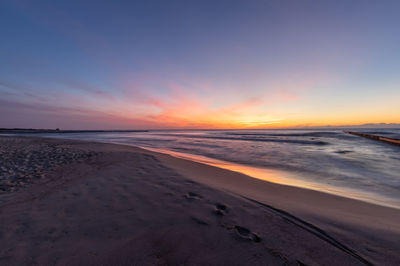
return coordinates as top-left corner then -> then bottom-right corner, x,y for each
1,0 -> 399,129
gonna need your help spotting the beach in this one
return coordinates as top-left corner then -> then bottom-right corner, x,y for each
0,136 -> 399,265
28,129 -> 400,209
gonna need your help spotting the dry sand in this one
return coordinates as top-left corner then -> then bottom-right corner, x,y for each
0,136 -> 399,265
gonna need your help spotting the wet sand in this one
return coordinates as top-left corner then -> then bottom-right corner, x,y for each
0,136 -> 399,265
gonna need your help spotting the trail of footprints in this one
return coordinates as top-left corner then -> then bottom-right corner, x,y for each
184,191 -> 262,243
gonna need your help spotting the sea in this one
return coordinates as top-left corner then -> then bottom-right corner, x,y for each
20,128 -> 400,209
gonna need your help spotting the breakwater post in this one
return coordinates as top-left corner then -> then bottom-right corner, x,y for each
344,131 -> 400,146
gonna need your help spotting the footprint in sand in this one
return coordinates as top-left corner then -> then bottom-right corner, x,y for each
214,203 -> 228,216
191,216 -> 209,226
234,225 -> 261,243
184,191 -> 203,200
184,180 -> 195,185
296,260 -> 308,266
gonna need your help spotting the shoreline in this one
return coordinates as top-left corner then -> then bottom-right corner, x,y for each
139,146 -> 400,210
5,133 -> 399,209
6,130 -> 400,210
1,136 -> 399,265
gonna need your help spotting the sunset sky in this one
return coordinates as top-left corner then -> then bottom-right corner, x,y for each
1,0 -> 399,129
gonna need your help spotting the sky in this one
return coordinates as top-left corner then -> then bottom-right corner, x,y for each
1,0 -> 399,130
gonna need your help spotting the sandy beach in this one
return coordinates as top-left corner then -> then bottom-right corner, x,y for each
0,136 -> 399,265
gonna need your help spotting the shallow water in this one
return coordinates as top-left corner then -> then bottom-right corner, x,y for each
18,129 -> 400,208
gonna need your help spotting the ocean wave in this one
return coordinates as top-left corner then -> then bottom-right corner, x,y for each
155,133 -> 330,145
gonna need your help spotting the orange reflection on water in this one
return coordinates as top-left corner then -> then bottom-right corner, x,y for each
141,146 -> 400,209
143,147 -> 318,189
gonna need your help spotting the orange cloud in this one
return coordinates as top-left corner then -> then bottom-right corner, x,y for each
123,87 -> 295,128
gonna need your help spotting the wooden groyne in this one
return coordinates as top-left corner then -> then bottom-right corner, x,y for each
344,131 -> 400,146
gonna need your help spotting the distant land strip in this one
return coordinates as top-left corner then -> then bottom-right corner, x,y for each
0,128 -> 148,134
344,131 -> 400,146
